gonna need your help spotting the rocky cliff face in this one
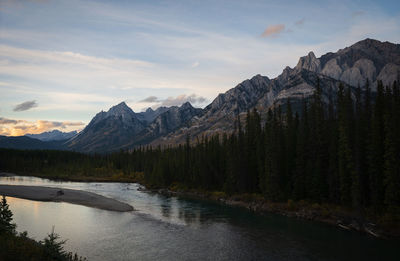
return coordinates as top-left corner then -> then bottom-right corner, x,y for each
136,107 -> 169,124
128,102 -> 203,146
150,74 -> 272,145
296,38 -> 400,88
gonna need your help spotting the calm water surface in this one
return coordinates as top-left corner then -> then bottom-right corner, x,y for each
0,175 -> 398,261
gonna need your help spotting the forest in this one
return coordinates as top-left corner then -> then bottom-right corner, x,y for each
0,80 -> 399,220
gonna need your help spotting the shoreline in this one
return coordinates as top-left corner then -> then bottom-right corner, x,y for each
2,172 -> 398,238
0,171 -> 139,183
0,184 -> 134,212
153,188 -> 399,239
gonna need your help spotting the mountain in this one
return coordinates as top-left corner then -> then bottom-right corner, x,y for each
26,130 -> 77,141
135,107 -> 169,124
151,39 -> 400,146
67,102 -> 146,152
0,136 -> 66,150
66,101 -> 202,152
151,69 -> 350,146
130,102 -> 203,146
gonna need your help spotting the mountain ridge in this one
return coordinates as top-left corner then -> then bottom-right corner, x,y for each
25,130 -> 77,142
2,38 -> 399,152
66,101 -> 202,152
149,38 -> 399,146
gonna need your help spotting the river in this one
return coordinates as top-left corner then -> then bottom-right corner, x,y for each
0,175 -> 397,261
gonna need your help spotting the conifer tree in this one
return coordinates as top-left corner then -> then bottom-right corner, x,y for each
368,81 -> 385,212
0,196 -> 16,234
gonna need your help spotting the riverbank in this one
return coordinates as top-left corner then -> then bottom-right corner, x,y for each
152,187 -> 399,239
0,171 -> 141,183
2,172 -> 398,238
0,184 -> 134,212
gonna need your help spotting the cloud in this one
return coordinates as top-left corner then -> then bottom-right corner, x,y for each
295,18 -> 305,26
261,24 -> 285,38
138,96 -> 159,103
138,94 -> 207,108
13,100 -> 38,112
0,117 -> 23,124
161,94 -> 207,107
0,117 -> 85,136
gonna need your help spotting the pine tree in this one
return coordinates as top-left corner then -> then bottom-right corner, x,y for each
368,81 -> 385,212
307,79 -> 328,201
264,109 -> 281,200
42,226 -> 68,260
285,99 -> 297,199
384,81 -> 400,210
0,195 -> 16,234
293,101 -> 308,200
337,84 -> 354,205
327,92 -> 339,203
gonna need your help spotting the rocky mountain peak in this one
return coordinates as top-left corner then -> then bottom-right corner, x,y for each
180,102 -> 193,110
291,39 -> 400,88
295,51 -> 321,73
107,101 -> 135,117
349,38 -> 393,52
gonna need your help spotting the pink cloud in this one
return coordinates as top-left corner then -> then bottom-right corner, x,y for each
261,24 -> 285,38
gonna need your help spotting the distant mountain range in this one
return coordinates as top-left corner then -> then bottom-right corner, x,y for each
26,130 -> 77,141
0,135 -> 66,150
1,38 -> 399,153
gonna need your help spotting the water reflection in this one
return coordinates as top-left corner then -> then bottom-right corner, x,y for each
0,175 -> 399,261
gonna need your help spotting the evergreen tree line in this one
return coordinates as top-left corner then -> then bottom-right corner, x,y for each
0,80 -> 399,216
142,80 -> 400,214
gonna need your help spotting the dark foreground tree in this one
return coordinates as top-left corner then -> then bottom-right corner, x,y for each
0,196 -> 86,261
0,195 -> 16,234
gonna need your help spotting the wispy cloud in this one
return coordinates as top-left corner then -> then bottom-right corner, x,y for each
0,44 -> 153,70
138,96 -> 159,103
1,0 -> 400,125
13,100 -> 38,112
0,117 -> 84,136
0,117 -> 23,124
261,24 -> 285,38
160,94 -> 207,107
138,94 -> 207,108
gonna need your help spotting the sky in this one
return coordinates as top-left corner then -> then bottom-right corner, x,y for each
0,0 -> 399,136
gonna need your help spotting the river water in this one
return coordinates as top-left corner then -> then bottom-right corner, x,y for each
0,175 -> 397,261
